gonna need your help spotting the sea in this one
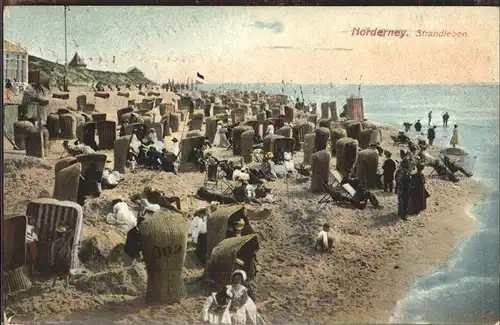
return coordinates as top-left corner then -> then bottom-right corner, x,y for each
199,83 -> 500,323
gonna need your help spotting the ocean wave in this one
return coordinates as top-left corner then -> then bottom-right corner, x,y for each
390,276 -> 499,324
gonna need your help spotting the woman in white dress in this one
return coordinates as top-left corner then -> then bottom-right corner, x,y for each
450,124 -> 459,148
214,120 -> 223,147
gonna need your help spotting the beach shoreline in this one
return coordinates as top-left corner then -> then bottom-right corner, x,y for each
2,88 -> 489,324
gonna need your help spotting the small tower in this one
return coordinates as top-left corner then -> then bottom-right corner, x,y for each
346,94 -> 364,121
68,52 -> 87,71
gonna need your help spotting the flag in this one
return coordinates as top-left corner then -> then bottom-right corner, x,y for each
196,72 -> 205,84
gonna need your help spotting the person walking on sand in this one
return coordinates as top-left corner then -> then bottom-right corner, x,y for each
450,124 -> 459,148
428,111 -> 432,125
427,125 -> 437,146
396,159 -> 412,221
382,151 -> 397,193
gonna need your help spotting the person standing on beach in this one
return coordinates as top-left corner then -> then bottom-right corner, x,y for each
427,125 -> 437,146
428,111 -> 432,125
409,164 -> 429,215
414,120 -> 422,132
396,159 -> 412,220
450,124 -> 459,148
5,79 -> 14,100
442,112 -> 450,128
382,152 -> 397,192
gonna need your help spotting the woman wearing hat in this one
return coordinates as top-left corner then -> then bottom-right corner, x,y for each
409,164 -> 429,215
226,270 -> 262,325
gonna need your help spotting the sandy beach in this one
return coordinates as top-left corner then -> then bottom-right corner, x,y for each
2,87 -> 488,324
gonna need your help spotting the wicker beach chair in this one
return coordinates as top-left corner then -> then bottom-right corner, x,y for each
3,215 -> 32,294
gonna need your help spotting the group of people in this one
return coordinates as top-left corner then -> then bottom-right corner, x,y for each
381,149 -> 429,220
409,112 -> 458,148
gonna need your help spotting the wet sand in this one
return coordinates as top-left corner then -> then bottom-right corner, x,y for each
2,88 -> 486,324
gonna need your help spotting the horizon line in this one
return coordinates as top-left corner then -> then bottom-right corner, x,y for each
195,82 -> 500,86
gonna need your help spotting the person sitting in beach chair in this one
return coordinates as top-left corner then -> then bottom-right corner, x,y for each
50,224 -> 74,289
314,223 -> 334,252
61,140 -> 95,157
427,159 -> 460,183
442,156 -> 473,178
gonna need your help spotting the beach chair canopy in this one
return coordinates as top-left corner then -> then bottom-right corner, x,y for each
209,234 -> 259,288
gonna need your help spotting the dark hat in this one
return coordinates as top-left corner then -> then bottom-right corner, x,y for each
323,223 -> 330,230
433,125 -> 437,129
384,151 -> 392,157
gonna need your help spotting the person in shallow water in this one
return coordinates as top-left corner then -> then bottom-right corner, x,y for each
428,111 -> 432,125
409,164 -> 430,215
382,151 -> 397,193
427,125 -> 437,146
396,159 -> 412,221
442,112 -> 450,128
414,120 -> 422,132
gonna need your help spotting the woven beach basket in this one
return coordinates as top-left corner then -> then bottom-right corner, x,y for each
330,128 -> 347,156
54,162 -> 82,203
311,149 -> 331,193
336,137 -> 358,176
139,212 -> 188,305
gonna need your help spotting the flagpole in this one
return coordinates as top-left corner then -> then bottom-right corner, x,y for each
64,6 -> 68,75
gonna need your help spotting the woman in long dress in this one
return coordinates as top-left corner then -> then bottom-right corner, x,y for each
214,121 -> 222,147
450,124 -> 459,148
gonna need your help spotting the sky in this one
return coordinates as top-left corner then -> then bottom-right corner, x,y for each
3,6 -> 499,84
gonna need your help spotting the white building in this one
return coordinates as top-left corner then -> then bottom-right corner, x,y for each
4,40 -> 28,84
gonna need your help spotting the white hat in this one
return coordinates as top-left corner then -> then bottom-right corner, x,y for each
232,269 -> 247,282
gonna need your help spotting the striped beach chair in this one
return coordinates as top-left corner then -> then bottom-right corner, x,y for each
97,120 -> 117,150
25,198 -> 83,276
92,113 -> 107,122
59,114 -> 77,139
